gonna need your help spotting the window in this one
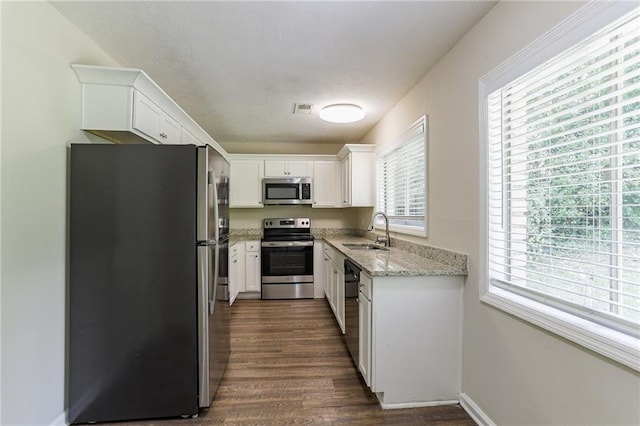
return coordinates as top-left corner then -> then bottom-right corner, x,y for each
375,116 -> 428,236
481,3 -> 640,370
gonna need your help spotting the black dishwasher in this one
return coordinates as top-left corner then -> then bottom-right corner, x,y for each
344,259 -> 361,367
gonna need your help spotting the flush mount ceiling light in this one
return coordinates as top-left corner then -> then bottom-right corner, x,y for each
319,104 -> 365,123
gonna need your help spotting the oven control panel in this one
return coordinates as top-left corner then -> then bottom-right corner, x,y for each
264,218 -> 310,229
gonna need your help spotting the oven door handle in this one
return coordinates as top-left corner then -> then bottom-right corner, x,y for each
261,241 -> 314,248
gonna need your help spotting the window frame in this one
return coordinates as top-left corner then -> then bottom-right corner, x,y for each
479,0 -> 640,371
374,115 -> 428,237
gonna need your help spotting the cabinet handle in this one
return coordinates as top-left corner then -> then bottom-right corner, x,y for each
160,132 -> 167,139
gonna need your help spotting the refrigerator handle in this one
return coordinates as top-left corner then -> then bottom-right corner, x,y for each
210,170 -> 220,242
210,244 -> 220,314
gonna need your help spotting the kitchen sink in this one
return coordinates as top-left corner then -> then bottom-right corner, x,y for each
342,243 -> 389,251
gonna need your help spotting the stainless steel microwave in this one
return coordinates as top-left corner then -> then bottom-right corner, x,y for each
262,177 -> 312,205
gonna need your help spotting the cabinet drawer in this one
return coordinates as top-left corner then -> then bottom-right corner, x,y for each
323,245 -> 333,258
359,272 -> 372,300
246,241 -> 260,252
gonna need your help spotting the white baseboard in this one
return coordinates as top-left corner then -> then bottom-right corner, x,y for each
49,411 -> 67,426
379,397 -> 459,410
459,392 -> 495,426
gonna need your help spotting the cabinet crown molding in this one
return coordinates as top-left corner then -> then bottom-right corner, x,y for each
337,144 -> 375,160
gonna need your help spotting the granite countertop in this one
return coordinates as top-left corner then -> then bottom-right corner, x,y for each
322,236 -> 467,277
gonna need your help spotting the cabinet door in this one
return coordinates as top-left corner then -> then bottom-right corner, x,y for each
236,243 -> 246,292
349,152 -> 375,207
161,115 -> 181,144
133,91 -> 161,143
264,160 -> 287,177
336,267 -> 345,334
230,160 -> 264,207
229,252 -> 238,305
323,254 -> 331,299
359,294 -> 372,387
245,252 -> 261,292
313,161 -> 341,208
181,128 -> 203,146
286,161 -> 313,177
341,154 -> 352,206
133,91 -> 180,144
264,160 -> 313,177
244,240 -> 261,292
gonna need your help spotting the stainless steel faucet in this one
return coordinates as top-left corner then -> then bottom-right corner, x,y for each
367,211 -> 391,247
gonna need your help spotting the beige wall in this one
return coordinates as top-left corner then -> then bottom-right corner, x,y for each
231,206 -> 369,230
1,2 -> 119,424
361,1 -> 640,424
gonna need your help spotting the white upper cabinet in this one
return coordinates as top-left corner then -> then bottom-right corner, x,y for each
230,159 -> 264,208
313,160 -> 342,208
228,151 -> 373,209
71,64 -> 227,156
133,91 -> 181,144
264,160 -> 313,177
338,144 -> 375,207
181,127 -> 204,146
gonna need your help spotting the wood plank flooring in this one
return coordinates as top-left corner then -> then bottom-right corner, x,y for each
101,299 -> 476,425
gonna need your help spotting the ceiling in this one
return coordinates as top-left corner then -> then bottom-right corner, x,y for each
51,1 -> 496,148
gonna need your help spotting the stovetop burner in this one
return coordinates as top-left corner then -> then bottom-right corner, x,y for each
262,217 -> 312,242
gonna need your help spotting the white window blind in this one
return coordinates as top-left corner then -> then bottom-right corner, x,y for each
376,116 -> 427,235
487,7 -> 640,337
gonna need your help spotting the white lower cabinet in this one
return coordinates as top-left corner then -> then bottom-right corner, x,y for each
229,242 -> 242,305
363,273 -> 464,408
323,249 -> 333,305
244,240 -> 261,293
358,272 -> 372,387
313,241 -> 325,298
323,244 -> 345,334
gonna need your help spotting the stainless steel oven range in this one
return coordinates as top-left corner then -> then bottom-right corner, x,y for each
261,218 -> 314,299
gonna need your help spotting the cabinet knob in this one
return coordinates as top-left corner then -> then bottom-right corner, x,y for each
160,132 -> 167,139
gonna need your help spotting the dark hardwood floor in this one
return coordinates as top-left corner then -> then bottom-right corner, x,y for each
103,299 -> 476,425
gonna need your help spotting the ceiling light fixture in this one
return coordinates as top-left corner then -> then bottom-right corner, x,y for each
319,103 -> 365,123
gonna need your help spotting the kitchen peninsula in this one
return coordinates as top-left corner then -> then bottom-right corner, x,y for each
321,233 -> 467,408
231,226 -> 468,409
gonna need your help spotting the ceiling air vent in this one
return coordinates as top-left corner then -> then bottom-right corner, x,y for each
293,103 -> 313,114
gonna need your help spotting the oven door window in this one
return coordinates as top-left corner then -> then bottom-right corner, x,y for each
265,184 -> 299,201
261,246 -> 313,277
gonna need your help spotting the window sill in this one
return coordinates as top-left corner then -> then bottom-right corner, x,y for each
481,287 -> 640,371
373,224 -> 427,238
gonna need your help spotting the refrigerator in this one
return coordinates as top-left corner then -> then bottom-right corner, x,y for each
68,143 -> 230,424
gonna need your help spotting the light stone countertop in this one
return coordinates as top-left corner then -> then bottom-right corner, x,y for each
322,235 -> 468,277
229,228 -> 468,277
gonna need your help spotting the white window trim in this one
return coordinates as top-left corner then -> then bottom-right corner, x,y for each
479,0 -> 640,372
374,115 -> 429,237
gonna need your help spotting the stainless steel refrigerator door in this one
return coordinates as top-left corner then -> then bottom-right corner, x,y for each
197,146 -> 217,243
197,243 -> 216,407
209,238 -> 230,403
197,145 -> 231,408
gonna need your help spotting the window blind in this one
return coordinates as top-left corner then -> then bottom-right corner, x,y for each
376,117 -> 427,234
487,7 -> 640,336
